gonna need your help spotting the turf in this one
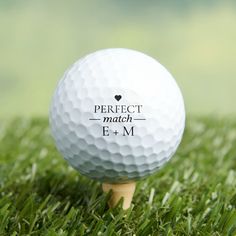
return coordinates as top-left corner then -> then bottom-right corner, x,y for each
0,117 -> 236,235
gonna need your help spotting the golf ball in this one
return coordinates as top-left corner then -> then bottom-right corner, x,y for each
49,48 -> 185,183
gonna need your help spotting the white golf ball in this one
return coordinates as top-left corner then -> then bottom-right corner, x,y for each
49,48 -> 185,183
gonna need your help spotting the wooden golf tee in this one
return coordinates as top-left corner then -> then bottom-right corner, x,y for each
102,182 -> 136,210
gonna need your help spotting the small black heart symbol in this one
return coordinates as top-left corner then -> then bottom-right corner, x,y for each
115,95 -> 122,101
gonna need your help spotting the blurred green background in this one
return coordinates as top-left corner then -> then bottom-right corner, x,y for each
0,0 -> 236,117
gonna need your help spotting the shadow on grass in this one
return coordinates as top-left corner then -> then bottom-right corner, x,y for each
36,170 -> 106,206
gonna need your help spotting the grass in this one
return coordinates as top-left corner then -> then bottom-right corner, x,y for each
0,117 -> 236,235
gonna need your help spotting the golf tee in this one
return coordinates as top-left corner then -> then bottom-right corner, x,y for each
102,182 -> 136,210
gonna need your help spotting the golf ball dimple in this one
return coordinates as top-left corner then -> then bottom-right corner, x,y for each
49,48 -> 185,183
